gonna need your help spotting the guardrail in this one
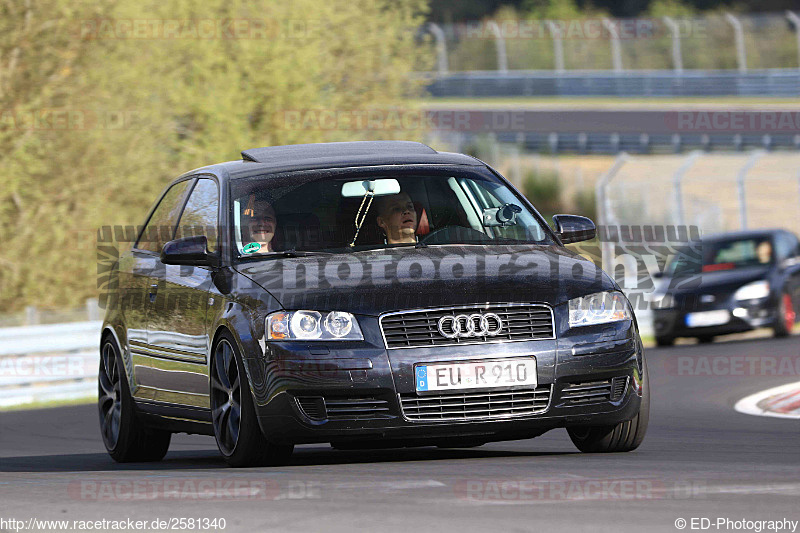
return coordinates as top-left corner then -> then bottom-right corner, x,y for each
426,69 -> 800,98
0,321 -> 101,407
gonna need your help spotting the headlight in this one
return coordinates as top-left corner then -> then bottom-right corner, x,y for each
650,293 -> 675,310
266,310 -> 364,341
569,291 -> 632,328
734,280 -> 770,301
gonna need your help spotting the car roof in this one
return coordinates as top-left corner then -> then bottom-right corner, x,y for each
184,141 -> 484,180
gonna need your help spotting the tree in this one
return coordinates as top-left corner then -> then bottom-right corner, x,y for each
0,0 -> 431,312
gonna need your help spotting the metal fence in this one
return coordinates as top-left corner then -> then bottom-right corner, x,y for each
425,12 -> 800,74
0,321 -> 99,407
426,69 -> 800,98
0,298 -> 102,328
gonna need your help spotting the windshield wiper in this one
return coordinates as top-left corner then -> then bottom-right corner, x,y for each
241,249 -> 335,259
389,241 -> 428,249
274,249 -> 334,257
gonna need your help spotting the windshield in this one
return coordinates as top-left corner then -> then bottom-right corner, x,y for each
230,168 -> 554,256
666,236 -> 773,276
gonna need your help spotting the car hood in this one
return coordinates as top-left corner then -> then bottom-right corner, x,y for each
663,264 -> 771,294
236,245 -> 615,316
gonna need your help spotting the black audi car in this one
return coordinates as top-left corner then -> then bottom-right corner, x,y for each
99,141 -> 648,467
652,229 -> 800,346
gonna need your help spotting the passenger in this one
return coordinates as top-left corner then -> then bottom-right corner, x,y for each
242,196 -> 277,252
756,240 -> 772,264
375,192 -> 417,245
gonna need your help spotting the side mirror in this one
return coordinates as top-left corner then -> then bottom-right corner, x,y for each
552,214 -> 596,244
161,235 -> 213,266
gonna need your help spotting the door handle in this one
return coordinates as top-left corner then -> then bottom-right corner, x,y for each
149,283 -> 159,303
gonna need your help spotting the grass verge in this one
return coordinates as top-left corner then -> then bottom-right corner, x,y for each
0,395 -> 95,413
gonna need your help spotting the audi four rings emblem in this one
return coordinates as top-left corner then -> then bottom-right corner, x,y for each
437,313 -> 504,339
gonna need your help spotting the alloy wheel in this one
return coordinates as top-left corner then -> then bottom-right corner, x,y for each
210,339 -> 242,456
98,342 -> 122,450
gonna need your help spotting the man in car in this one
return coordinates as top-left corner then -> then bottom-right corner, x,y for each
375,191 -> 417,245
243,196 -> 277,252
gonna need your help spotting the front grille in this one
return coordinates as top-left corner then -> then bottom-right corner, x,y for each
562,376 -> 628,405
295,396 -> 391,421
399,386 -> 551,421
562,380 -> 612,404
611,376 -> 628,401
296,396 -> 326,420
325,397 -> 391,420
380,304 -> 554,349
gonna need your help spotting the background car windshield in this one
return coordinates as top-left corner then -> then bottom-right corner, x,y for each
231,172 -> 553,255
701,237 -> 774,271
666,237 -> 773,276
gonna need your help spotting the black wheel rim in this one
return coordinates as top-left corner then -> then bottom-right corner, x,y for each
98,342 -> 122,450
210,339 -> 241,456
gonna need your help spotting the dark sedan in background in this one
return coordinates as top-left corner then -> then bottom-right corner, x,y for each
652,229 -> 800,346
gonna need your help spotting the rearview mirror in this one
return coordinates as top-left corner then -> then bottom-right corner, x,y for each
161,235 -> 214,266
341,178 -> 401,198
482,204 -> 522,227
552,214 -> 596,244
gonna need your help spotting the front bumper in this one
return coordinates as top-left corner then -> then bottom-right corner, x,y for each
244,317 -> 644,446
653,296 -> 776,339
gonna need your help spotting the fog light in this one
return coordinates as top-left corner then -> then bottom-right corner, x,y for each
732,307 -> 747,318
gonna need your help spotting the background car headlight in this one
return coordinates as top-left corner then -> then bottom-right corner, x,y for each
267,310 -> 363,341
650,292 -> 675,310
734,280 -> 770,301
569,291 -> 632,327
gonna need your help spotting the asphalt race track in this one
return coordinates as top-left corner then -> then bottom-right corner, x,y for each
2,338 -> 799,533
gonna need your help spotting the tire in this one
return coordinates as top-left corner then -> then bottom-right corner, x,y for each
210,331 -> 293,467
98,337 -> 171,463
567,358 -> 650,453
772,292 -> 795,338
655,336 -> 674,347
697,335 -> 714,344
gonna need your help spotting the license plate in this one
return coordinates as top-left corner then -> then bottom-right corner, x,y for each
415,358 -> 537,393
685,310 -> 730,328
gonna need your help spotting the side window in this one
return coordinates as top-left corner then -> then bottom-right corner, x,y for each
136,180 -> 193,253
175,178 -> 220,253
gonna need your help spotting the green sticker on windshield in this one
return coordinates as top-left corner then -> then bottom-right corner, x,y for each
242,242 -> 261,254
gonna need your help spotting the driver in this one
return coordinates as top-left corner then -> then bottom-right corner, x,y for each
756,240 -> 772,264
375,192 -> 417,245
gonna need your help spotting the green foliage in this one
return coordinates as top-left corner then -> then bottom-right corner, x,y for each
646,0 -> 697,17
0,0 -> 431,312
572,187 -> 597,222
522,168 -> 562,223
522,0 -> 587,19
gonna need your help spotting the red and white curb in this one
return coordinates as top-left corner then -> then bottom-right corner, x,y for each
734,381 -> 800,419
